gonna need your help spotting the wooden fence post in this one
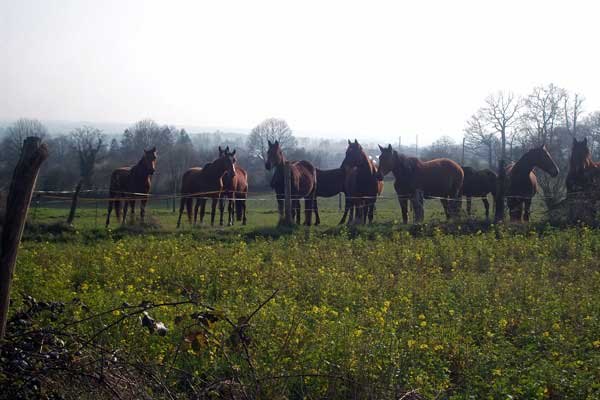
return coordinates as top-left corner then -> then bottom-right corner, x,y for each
495,159 -> 506,223
66,179 -> 83,225
0,137 -> 48,338
412,189 -> 424,224
283,162 -> 293,225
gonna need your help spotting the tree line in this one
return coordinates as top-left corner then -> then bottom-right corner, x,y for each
1,83 -> 599,204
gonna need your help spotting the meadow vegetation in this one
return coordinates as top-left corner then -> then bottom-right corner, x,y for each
4,205 -> 600,398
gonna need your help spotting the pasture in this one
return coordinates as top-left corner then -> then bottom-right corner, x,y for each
6,186 -> 600,399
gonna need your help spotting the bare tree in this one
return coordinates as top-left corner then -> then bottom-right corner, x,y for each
421,136 -> 461,161
464,111 -> 496,168
483,91 -> 522,161
522,84 -> 566,145
564,92 -> 585,138
246,118 -> 296,160
70,126 -> 105,188
1,119 -> 48,167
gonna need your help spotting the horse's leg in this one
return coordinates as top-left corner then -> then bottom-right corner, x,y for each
304,198 -> 312,226
314,198 -> 321,226
276,193 -> 284,218
210,197 -> 218,226
195,199 -> 203,225
177,197 -> 186,228
524,198 -> 532,222
129,200 -> 136,224
399,197 -> 408,224
441,199 -> 449,220
140,199 -> 147,224
106,199 -> 113,227
218,194 -> 225,226
122,199 -> 129,224
291,199 -> 299,224
114,198 -> 121,221
482,198 -> 490,220
466,196 -> 472,217
228,196 -> 235,226
368,198 -> 375,224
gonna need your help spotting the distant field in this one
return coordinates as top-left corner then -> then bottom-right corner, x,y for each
26,181 -> 548,231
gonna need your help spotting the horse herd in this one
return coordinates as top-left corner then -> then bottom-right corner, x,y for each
105,137 -> 600,228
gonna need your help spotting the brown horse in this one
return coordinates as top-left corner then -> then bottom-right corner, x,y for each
176,152 -> 236,227
506,144 -> 559,222
462,166 -> 497,219
341,140 -> 383,224
377,144 -> 463,222
566,137 -> 600,194
106,147 -> 157,227
218,146 -> 248,226
265,140 -> 317,225
313,167 -> 345,225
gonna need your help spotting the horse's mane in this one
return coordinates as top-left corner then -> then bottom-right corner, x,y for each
570,142 -> 593,170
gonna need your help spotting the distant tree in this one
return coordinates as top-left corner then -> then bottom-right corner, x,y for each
464,111 -> 496,168
421,136 -> 461,161
483,91 -> 521,161
120,119 -> 173,160
70,126 -> 106,188
246,118 -> 296,160
1,119 -> 48,167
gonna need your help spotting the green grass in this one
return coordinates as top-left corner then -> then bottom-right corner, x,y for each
9,216 -> 600,398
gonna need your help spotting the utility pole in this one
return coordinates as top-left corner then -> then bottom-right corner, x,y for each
415,134 -> 419,157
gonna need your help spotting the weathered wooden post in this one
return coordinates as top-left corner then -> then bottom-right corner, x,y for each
495,159 -> 506,222
0,137 -> 48,338
66,179 -> 83,225
412,189 -> 424,224
283,161 -> 293,225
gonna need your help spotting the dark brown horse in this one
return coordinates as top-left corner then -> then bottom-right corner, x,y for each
462,166 -> 497,219
265,140 -> 317,225
341,140 -> 383,224
566,137 -> 600,194
506,144 -> 559,222
313,167 -> 345,225
176,152 -> 236,228
377,144 -> 463,223
217,146 -> 248,226
106,147 -> 157,227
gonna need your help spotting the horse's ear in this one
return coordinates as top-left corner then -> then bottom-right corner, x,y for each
348,139 -> 352,145
378,144 -> 384,152
573,137 -> 578,145
388,144 -> 392,150
583,137 -> 588,145
231,149 -> 236,156
275,140 -> 279,146
151,146 -> 156,152
225,146 -> 230,152
267,140 -> 272,146
218,146 -> 223,153
542,143 -> 547,151
354,139 -> 358,145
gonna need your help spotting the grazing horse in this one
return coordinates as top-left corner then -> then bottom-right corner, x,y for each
341,140 -> 383,224
462,166 -> 497,219
106,147 -> 157,227
217,146 -> 248,226
176,152 -> 236,228
505,144 -> 559,222
265,140 -> 317,225
376,144 -> 463,223
566,137 -> 600,194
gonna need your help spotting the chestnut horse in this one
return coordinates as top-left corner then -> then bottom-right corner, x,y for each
377,144 -> 463,223
462,166 -> 497,219
566,137 -> 600,195
265,140 -> 317,225
218,146 -> 248,226
505,144 -> 559,222
341,140 -> 383,224
176,152 -> 236,227
106,147 -> 157,227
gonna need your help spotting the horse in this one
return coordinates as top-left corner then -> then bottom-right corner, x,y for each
265,140 -> 317,225
106,147 -> 157,227
505,144 -> 559,222
376,144 -> 463,223
218,146 -> 248,226
461,166 -> 497,219
176,151 -> 236,228
341,140 -> 383,224
313,167 -> 346,226
566,137 -> 600,195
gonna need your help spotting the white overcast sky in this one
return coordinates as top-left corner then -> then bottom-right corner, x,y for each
1,0 -> 599,144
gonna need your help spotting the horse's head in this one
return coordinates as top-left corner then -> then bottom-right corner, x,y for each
265,140 -> 284,170
570,137 -> 591,175
377,144 -> 395,176
342,139 -> 368,171
535,144 -> 559,177
142,147 -> 157,175
222,148 -> 237,177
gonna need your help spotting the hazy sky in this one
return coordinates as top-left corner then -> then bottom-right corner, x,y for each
1,0 -> 599,144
